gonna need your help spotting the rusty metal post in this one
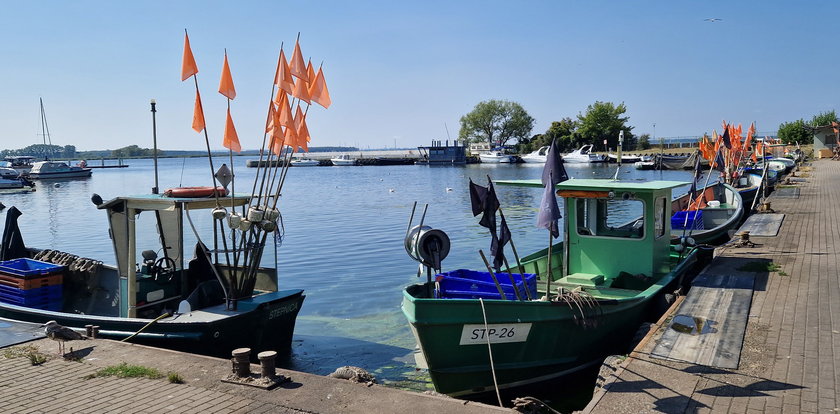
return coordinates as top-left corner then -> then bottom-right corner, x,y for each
231,348 -> 251,378
258,351 -> 277,379
85,325 -> 94,337
91,326 -> 100,339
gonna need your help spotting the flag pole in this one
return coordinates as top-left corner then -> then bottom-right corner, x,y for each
479,250 -> 507,300
544,232 -> 554,301
486,174 -> 527,297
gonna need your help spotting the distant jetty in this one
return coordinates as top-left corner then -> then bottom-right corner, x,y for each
246,150 -> 419,167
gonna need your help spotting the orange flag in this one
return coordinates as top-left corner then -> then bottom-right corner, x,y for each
290,38 -> 308,81
222,108 -> 241,153
284,123 -> 302,152
309,66 -> 332,109
218,52 -> 236,100
306,60 -> 316,86
274,49 -> 295,95
265,101 -> 276,134
294,104 -> 311,144
181,32 -> 199,81
291,72 -> 312,104
192,90 -> 205,133
276,93 -> 295,128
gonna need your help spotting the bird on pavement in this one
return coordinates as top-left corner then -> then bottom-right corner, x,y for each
42,320 -> 86,356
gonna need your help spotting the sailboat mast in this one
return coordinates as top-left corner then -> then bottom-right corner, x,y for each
39,98 -> 54,160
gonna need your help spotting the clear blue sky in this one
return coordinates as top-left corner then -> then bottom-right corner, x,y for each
1,1 -> 837,151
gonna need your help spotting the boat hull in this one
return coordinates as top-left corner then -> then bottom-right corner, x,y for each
28,169 -> 92,179
403,252 -> 697,396
0,289 -> 304,358
670,182 -> 744,245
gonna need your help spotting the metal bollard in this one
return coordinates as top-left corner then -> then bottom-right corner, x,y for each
85,325 -> 94,337
258,351 -> 277,379
91,326 -> 100,339
231,348 -> 251,378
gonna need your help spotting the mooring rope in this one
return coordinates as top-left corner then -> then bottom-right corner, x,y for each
478,298 -> 503,408
121,312 -> 171,342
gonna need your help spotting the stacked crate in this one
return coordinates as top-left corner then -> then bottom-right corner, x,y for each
0,258 -> 65,311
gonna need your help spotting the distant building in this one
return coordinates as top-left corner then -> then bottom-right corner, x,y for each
417,140 -> 466,164
468,142 -> 491,155
812,125 -> 838,151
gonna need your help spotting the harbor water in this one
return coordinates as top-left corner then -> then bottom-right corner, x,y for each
0,156 -> 700,406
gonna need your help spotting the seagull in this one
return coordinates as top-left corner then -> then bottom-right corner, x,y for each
445,188 -> 453,192
704,18 -> 722,22
389,188 -> 395,193
42,320 -> 86,356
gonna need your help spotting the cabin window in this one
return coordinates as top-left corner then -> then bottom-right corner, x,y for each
655,197 -> 666,238
576,198 -> 644,239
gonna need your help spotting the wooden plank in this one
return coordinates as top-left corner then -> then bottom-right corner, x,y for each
651,270 -> 755,369
737,213 -> 785,237
771,187 -> 800,198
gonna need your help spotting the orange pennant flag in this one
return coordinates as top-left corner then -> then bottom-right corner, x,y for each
291,72 -> 312,104
309,66 -> 332,109
218,52 -> 236,100
265,101 -> 276,134
276,93 -> 295,128
294,104 -> 311,144
222,108 -> 241,153
275,49 -> 295,96
306,60 -> 316,86
181,32 -> 199,81
290,38 -> 308,81
284,123 -> 301,153
192,90 -> 205,133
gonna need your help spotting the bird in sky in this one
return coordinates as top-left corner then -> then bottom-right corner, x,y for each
42,320 -> 86,356
704,18 -> 723,22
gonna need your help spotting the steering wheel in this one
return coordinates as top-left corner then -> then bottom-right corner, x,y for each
153,256 -> 177,282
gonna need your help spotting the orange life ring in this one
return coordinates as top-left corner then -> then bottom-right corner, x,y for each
163,186 -> 228,198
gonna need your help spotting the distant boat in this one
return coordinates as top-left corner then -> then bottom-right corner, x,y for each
28,161 -> 92,179
670,182 -> 743,245
25,99 -> 92,180
330,154 -> 357,166
562,144 -> 606,163
290,158 -> 320,167
607,153 -> 644,163
521,146 -> 549,163
478,151 -> 515,163
0,167 -> 35,192
4,156 -> 35,174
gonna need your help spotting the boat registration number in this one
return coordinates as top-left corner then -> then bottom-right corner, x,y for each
459,323 -> 532,345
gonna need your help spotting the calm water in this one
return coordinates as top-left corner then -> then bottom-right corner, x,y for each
0,156 -> 698,405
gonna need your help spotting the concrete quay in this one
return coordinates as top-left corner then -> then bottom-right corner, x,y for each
0,336 -> 506,413
582,159 -> 839,413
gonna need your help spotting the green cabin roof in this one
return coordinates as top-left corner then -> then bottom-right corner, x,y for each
495,179 -> 688,192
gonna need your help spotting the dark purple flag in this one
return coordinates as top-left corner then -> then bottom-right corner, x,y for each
536,139 -> 567,238
491,215 -> 511,271
721,124 -> 732,149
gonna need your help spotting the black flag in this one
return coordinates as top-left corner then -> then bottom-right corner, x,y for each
492,215 -> 511,271
721,124 -> 732,149
537,139 -> 568,238
1,207 -> 27,261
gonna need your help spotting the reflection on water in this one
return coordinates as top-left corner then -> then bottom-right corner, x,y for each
0,157 -> 697,399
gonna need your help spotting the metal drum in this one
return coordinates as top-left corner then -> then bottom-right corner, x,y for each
404,225 -> 450,269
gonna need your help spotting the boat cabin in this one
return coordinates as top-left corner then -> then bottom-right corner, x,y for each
556,180 -> 688,289
98,194 -> 279,318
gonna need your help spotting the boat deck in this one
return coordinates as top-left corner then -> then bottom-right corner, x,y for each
584,160 -> 840,413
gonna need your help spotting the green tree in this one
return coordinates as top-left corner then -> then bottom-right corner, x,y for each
777,119 -> 811,144
811,110 -> 838,127
458,100 -> 535,148
576,101 -> 634,151
636,133 -> 651,150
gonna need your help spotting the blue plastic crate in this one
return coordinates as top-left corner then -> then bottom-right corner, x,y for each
671,210 -> 704,230
435,269 -> 537,300
0,258 -> 64,278
0,284 -> 62,306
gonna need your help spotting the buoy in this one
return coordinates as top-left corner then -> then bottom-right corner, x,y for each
445,188 -> 453,192
163,186 -> 228,198
389,189 -> 395,192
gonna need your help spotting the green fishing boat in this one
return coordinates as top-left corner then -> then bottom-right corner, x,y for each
402,179 -> 706,396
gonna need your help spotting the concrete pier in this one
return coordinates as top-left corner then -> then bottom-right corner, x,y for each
0,336 -> 506,413
583,159 -> 839,413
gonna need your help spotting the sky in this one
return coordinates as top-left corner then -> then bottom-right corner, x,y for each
0,1 -> 838,152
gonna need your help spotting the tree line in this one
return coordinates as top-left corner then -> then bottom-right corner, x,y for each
458,100 -> 638,154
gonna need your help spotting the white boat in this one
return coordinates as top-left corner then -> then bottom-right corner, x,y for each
521,146 -> 549,163
478,151 -> 515,163
28,161 -> 92,179
330,154 -> 357,166
4,156 -> 35,174
290,158 -> 320,167
607,153 -> 643,163
0,167 -> 35,191
563,144 -> 606,163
